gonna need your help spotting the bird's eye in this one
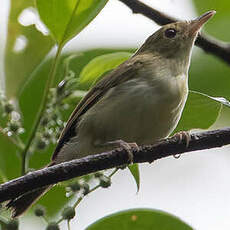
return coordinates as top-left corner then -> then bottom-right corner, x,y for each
164,28 -> 177,38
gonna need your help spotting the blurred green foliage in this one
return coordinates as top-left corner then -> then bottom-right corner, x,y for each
18,48 -> 135,216
193,0 -> 230,40
4,0 -> 54,99
36,0 -> 108,45
86,209 -> 193,230
0,0 -> 230,228
79,52 -> 133,88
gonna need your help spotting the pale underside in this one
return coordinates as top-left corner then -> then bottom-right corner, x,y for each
54,63 -> 188,164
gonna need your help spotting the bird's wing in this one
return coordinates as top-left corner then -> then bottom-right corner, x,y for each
52,58 -> 141,160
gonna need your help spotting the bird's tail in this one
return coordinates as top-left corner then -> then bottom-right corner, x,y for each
6,185 -> 52,218
6,162 -> 55,218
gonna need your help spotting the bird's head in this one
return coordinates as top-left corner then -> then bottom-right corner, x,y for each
138,11 -> 215,61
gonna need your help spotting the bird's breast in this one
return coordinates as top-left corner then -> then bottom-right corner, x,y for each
55,73 -> 189,162
79,74 -> 188,146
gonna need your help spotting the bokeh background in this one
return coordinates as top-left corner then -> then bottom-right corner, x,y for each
1,0 -> 230,229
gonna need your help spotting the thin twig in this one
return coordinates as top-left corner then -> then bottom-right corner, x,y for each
72,168 -> 118,209
67,220 -> 71,230
20,45 -> 63,175
118,0 -> 230,65
0,127 -> 230,203
56,168 -> 118,225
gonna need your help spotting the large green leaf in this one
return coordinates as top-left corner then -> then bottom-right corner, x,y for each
86,209 -> 193,230
175,91 -> 222,132
189,53 -> 230,101
4,0 -> 54,99
36,0 -> 108,46
187,0 -> 230,127
79,52 -> 133,88
193,0 -> 230,41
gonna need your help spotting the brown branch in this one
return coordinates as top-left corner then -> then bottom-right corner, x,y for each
118,0 -> 230,65
0,127 -> 230,203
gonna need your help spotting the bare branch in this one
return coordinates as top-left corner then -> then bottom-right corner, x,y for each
118,0 -> 230,65
0,127 -> 230,203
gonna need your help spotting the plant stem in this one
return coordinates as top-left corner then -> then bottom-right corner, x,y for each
73,168 -> 119,209
15,135 -> 25,149
56,169 -> 119,224
42,215 -> 49,224
20,45 -> 63,175
57,217 -> 64,224
67,220 -> 71,230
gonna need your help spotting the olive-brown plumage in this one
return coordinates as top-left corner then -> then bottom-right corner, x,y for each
6,11 -> 215,217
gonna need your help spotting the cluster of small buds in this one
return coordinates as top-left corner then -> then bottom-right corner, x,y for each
36,107 -> 65,152
62,207 -> 76,220
6,219 -> 19,230
99,175 -> 111,188
68,181 -> 81,193
94,171 -> 112,188
0,92 -> 24,136
67,172 -> 112,195
34,205 -> 46,217
56,70 -> 79,101
94,172 -> 103,178
46,222 -> 60,230
65,180 -> 90,197
66,172 -> 112,197
35,69 -> 79,152
34,205 -> 61,230
82,183 -> 90,195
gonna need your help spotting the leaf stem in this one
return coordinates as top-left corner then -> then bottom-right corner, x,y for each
56,169 -> 119,224
67,220 -> 71,230
73,168 -> 119,209
20,45 -> 63,175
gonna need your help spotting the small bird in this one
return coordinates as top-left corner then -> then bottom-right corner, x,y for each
6,10 -> 215,217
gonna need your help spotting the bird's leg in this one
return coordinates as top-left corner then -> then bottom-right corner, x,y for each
95,139 -> 139,164
172,131 -> 191,159
174,131 -> 191,147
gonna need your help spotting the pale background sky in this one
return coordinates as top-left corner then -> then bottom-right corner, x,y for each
1,0 -> 230,230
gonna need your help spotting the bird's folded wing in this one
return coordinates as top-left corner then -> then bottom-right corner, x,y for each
52,57 -> 141,160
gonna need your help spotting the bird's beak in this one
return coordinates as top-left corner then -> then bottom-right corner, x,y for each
189,10 -> 216,35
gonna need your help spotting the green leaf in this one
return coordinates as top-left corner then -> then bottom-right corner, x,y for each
0,134 -> 20,181
5,0 -> 54,99
86,208 -> 193,230
36,186 -> 69,217
191,91 -> 230,108
79,52 -> 133,88
175,91 -> 222,132
128,164 -> 140,192
36,0 -> 108,46
190,53 -> 230,100
193,0 -> 230,41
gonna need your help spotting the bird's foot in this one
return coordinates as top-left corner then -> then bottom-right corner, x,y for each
172,131 -> 191,159
173,131 -> 191,147
101,140 -> 139,164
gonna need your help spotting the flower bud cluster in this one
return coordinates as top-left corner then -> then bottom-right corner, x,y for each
35,69 -> 79,152
0,92 -> 24,136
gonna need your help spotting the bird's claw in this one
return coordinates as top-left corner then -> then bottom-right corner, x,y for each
172,131 -> 191,159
